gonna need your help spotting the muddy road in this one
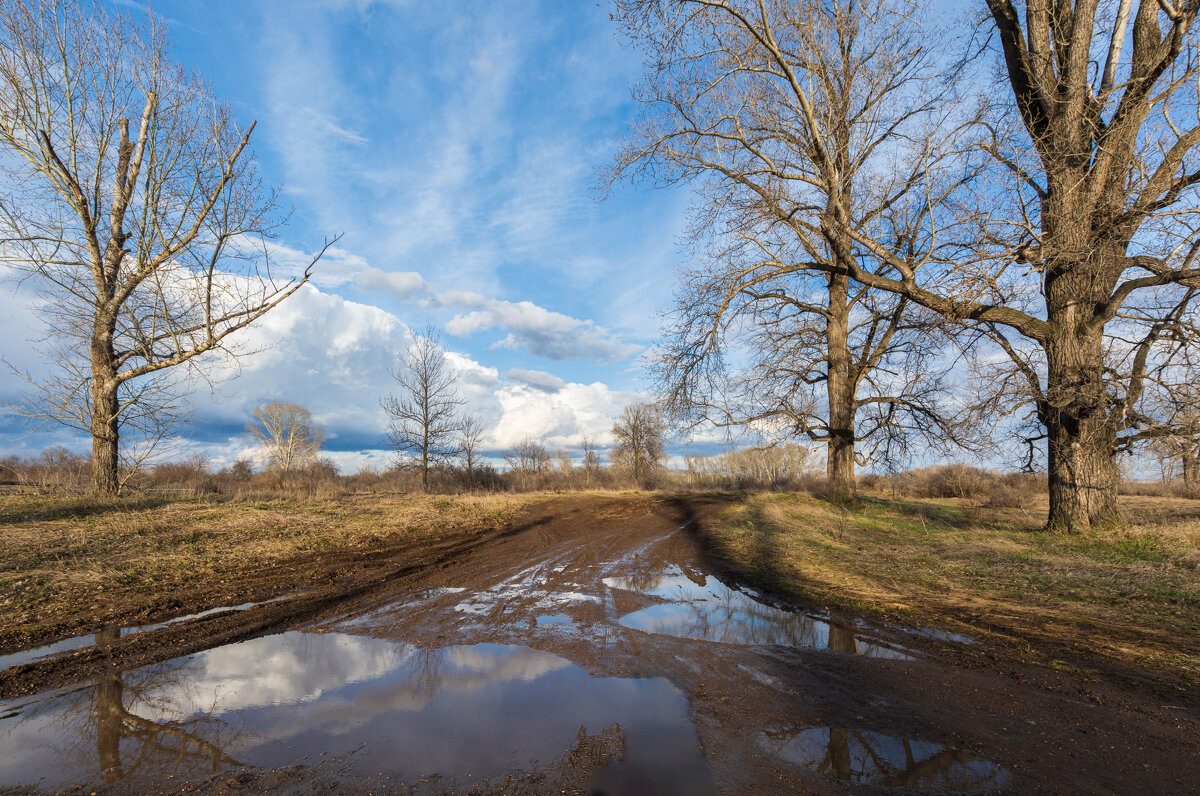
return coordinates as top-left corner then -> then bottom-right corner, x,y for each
1,496 -> 1197,794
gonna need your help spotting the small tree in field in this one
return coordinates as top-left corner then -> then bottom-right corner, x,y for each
247,402 -> 325,472
381,327 -> 465,492
580,434 -> 603,487
0,1 -> 332,496
611,403 -> 667,487
458,414 -> 486,487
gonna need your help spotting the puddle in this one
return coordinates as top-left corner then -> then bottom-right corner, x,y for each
761,725 -> 1010,791
535,614 -> 572,627
606,567 -> 912,658
0,631 -> 715,793
914,627 -> 977,645
0,598 -> 292,673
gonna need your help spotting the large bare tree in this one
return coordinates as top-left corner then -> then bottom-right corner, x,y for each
0,1 -> 332,495
614,0 -> 1200,531
247,401 -> 326,473
610,0 -> 975,503
827,0 -> 1200,530
382,327 -> 465,492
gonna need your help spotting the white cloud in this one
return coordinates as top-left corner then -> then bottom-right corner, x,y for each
502,368 -> 564,393
489,380 -> 641,451
445,298 -> 642,363
354,266 -> 430,298
0,270 -> 648,468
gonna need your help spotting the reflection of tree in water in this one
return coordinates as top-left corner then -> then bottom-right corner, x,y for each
827,609 -> 859,655
762,725 -> 1008,791
686,589 -> 825,646
52,629 -> 245,785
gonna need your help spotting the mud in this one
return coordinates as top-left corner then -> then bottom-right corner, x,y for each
1,495 -> 1198,794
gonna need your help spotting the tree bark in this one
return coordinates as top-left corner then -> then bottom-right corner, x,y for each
825,272 -> 857,504
91,320 -> 121,497
1041,262 -> 1121,532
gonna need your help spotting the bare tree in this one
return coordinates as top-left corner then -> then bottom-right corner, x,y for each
854,0 -> 1200,531
611,402 -> 667,486
502,437 -> 550,490
612,0 -> 1200,531
381,327 -> 465,492
580,434 -> 603,487
610,0 -> 973,503
457,414 -> 486,487
247,401 -> 325,472
0,0 -> 333,496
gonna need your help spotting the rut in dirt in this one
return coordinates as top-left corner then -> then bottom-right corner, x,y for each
0,496 -> 1196,795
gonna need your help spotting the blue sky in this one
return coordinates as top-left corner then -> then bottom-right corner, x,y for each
1,0 -> 700,469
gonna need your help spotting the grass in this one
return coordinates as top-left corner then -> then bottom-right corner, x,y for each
705,492 -> 1200,680
0,492 -> 532,647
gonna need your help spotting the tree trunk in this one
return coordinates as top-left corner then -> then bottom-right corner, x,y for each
825,272 -> 857,504
91,335 -> 121,497
1042,269 -> 1121,532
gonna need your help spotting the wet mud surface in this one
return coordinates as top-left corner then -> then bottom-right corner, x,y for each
1,495 -> 1198,794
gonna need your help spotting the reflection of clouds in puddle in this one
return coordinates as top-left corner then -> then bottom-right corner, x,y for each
761,725 -> 1009,792
0,637 -> 712,792
141,633 -> 412,719
608,568 -> 911,658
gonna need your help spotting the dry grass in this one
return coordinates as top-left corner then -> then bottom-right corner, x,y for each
707,492 -> 1200,679
0,492 -> 532,644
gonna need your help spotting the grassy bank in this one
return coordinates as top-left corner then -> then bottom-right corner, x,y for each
0,492 -> 531,648
704,492 -> 1200,681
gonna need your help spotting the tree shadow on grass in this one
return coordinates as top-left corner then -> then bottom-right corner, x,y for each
0,496 -> 181,525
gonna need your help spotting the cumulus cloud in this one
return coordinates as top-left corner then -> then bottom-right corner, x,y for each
488,380 -> 640,451
354,266 -> 430,299
444,298 -> 642,364
502,368 -> 564,393
257,237 -> 641,365
0,270 -> 649,469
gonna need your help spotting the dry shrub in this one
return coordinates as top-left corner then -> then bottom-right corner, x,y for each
862,466 -> 1042,508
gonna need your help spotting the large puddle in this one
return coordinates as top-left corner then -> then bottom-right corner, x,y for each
0,630 -> 714,793
606,566 -> 912,658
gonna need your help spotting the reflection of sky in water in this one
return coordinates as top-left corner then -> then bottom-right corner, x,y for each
761,726 -> 1010,792
607,568 -> 909,658
0,632 -> 711,793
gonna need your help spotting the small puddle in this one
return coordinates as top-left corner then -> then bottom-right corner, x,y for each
0,631 -> 715,793
0,597 -> 292,672
761,725 -> 1010,791
606,567 -> 911,658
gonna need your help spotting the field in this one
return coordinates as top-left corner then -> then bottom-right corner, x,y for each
3,488 -> 1199,688
0,492 -> 532,649
702,492 -> 1200,685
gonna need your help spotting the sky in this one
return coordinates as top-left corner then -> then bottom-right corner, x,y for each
0,0 -> 702,471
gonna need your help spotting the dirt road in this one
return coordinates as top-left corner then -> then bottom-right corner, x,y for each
1,495 -> 1197,794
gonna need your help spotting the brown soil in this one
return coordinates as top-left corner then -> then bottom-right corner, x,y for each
2,494 -> 1198,794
